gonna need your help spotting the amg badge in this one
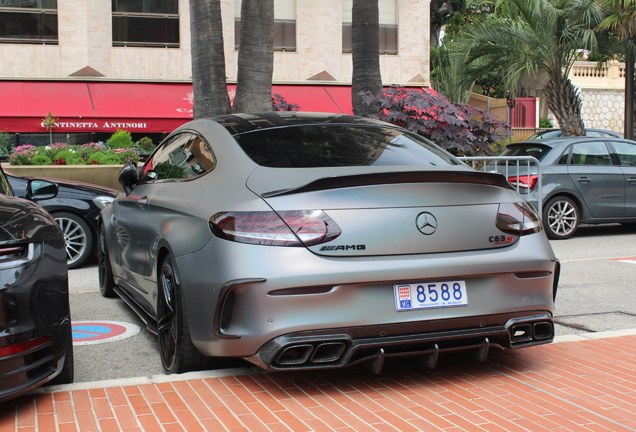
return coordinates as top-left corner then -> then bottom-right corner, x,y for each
319,245 -> 366,251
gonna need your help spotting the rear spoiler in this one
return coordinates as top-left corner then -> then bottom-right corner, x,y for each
262,170 -> 514,198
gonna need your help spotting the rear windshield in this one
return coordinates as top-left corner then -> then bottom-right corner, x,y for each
233,125 -> 461,168
500,144 -> 552,161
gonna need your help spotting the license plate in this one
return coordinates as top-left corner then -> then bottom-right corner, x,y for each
394,280 -> 468,311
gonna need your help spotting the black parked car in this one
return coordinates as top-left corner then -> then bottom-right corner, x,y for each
6,172 -> 120,269
0,167 -> 74,403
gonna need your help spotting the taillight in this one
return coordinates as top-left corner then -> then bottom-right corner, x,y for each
209,210 -> 341,247
496,202 -> 542,236
508,175 -> 538,191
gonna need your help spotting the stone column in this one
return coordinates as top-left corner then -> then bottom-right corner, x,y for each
294,0 -> 342,82
58,0 -> 112,77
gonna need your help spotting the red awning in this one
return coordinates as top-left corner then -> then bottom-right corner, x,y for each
0,81 -> 356,133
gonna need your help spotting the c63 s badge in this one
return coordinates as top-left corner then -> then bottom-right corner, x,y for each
490,235 -> 516,244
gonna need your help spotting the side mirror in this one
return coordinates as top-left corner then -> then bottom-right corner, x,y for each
118,162 -> 140,195
25,179 -> 59,201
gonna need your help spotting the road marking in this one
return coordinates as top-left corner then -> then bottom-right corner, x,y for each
560,256 -> 636,263
610,257 -> 636,264
72,320 -> 141,345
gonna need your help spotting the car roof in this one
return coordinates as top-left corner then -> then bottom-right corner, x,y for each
534,128 -> 621,136
510,136 -> 636,148
207,112 -> 393,135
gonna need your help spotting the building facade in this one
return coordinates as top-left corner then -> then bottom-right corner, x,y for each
0,0 -> 431,147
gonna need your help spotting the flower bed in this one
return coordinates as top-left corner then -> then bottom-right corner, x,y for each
8,143 -> 139,166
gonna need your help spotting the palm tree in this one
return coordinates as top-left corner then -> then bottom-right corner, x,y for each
233,0 -> 274,113
431,43 -> 475,103
597,0 -> 636,139
458,0 -> 604,136
42,111 -> 59,145
351,0 -> 383,116
190,0 -> 231,118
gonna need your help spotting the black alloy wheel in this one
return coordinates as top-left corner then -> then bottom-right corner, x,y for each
543,196 -> 580,239
157,255 -> 207,374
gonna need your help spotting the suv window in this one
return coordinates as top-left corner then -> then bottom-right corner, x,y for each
570,142 -> 612,166
144,133 -> 216,180
234,125 -> 460,168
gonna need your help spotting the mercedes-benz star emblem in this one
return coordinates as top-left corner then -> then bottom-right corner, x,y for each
416,212 -> 438,235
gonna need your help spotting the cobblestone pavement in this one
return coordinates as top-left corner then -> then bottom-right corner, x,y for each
1,331 -> 635,431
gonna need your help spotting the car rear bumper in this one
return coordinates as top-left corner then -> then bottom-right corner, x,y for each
177,232 -> 559,363
246,311 -> 554,372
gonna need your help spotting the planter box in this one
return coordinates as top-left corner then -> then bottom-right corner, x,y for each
2,163 -> 124,191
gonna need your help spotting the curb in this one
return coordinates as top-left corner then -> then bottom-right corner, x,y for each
31,328 -> 636,396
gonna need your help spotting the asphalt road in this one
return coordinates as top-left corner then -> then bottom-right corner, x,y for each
68,223 -> 636,383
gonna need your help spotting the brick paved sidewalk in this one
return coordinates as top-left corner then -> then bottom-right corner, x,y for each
1,332 -> 636,432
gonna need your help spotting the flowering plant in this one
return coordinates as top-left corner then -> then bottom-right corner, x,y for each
9,142 -> 140,165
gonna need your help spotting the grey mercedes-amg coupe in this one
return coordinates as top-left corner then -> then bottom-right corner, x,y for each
99,112 -> 559,374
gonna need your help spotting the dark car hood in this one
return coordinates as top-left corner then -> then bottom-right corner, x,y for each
0,196 -> 61,243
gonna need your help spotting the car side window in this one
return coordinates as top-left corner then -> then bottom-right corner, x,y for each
570,142 -> 612,166
557,147 -> 571,165
144,133 -> 216,180
609,141 -> 636,167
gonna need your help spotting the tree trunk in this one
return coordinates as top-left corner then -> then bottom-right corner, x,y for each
233,0 -> 274,113
543,77 -> 585,136
351,0 -> 383,117
190,0 -> 231,118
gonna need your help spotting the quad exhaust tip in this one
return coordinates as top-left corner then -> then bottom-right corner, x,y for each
312,342 -> 346,363
276,342 -> 347,366
510,321 -> 553,344
277,344 -> 313,365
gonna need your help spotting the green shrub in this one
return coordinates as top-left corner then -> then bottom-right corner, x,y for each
136,136 -> 155,153
54,149 -> 84,165
539,118 -> 553,128
0,130 -> 12,156
31,154 -> 53,165
107,129 -> 134,149
8,145 -> 37,165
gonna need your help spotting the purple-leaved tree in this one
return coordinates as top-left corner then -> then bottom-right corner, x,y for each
361,87 -> 511,156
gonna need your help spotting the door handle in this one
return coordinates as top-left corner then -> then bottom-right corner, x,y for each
628,177 -> 636,184
577,177 -> 591,184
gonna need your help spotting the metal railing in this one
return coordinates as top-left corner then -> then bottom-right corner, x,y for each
457,156 -> 543,218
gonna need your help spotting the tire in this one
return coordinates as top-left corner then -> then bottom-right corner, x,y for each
50,326 -> 74,385
53,212 -> 93,269
543,196 -> 580,240
157,255 -> 209,374
98,224 -> 117,298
